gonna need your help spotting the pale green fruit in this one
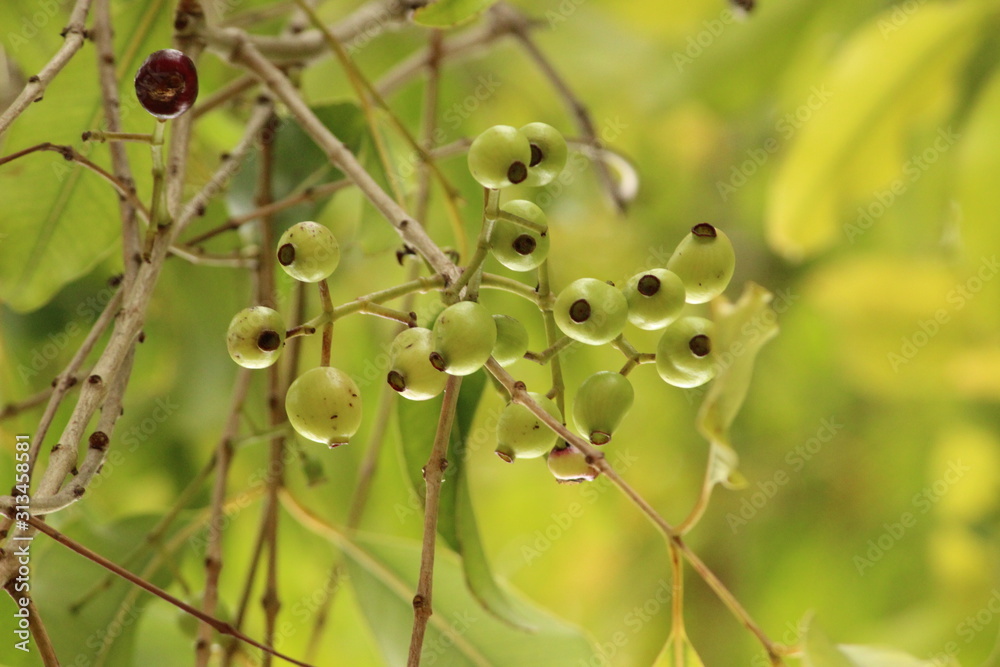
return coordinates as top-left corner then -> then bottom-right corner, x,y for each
226,306 -> 284,369
491,315 -> 529,366
666,223 -> 736,304
553,278 -> 629,345
430,301 -> 497,376
491,200 -> 550,272
655,316 -> 716,388
519,122 -> 568,187
623,269 -> 686,330
387,327 -> 447,401
573,371 -> 634,445
495,392 -> 562,462
467,125 -> 531,189
547,443 -> 599,483
285,367 -> 362,446
276,221 -> 341,283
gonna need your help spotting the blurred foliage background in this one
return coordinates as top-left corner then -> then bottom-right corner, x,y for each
2,0 -> 1000,664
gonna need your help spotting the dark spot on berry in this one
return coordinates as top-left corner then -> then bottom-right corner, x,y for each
512,234 -> 536,256
387,371 -> 407,392
637,274 -> 661,297
277,243 -> 296,266
529,144 -> 544,167
569,299 -> 592,323
257,329 -> 281,351
496,450 -> 513,463
507,161 -> 528,184
692,223 -> 717,238
732,0 -> 755,11
429,351 -> 447,372
689,334 -> 712,357
591,431 -> 611,445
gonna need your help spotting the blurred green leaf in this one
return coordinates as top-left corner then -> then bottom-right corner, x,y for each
226,103 -> 366,230
0,0 -> 171,312
412,0 -> 497,28
765,0 -> 994,259
343,531 -> 596,666
697,282 -> 777,487
803,616 -> 952,667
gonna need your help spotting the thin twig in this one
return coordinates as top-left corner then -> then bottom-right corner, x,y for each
0,0 -> 94,137
23,516 -> 315,667
407,374 -> 463,666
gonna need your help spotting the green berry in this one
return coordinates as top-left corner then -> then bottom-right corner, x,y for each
666,223 -> 736,304
655,316 -> 716,388
519,122 -> 568,187
226,306 -> 285,369
387,327 -> 447,401
623,268 -> 686,330
430,301 -> 497,376
467,125 -> 531,189
491,314 -> 529,366
572,371 -> 634,445
285,367 -> 362,446
495,392 -> 562,462
276,221 -> 341,283
491,200 -> 550,272
553,278 -> 629,345
547,443 -> 599,483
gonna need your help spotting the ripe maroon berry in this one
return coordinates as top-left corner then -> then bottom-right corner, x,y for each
134,49 -> 199,120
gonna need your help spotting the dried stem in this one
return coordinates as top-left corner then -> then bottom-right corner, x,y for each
407,374 -> 462,666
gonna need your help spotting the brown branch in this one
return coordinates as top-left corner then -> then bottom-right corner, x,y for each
23,515 -> 315,667
0,0 -> 94,137
407,374 -> 462,666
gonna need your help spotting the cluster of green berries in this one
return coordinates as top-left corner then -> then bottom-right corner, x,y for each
226,221 -> 361,447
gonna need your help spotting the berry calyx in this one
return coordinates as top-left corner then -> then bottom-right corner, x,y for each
276,221 -> 341,283
134,49 -> 199,120
518,122 -> 568,187
387,327 -> 447,401
547,443 -> 599,483
573,371 -> 634,445
553,278 -> 629,345
430,301 -> 497,376
495,392 -> 563,462
655,316 -> 717,388
622,268 -> 686,330
667,223 -> 736,304
226,306 -> 285,369
491,314 -> 530,366
467,125 -> 532,189
490,200 -> 550,271
285,367 -> 363,446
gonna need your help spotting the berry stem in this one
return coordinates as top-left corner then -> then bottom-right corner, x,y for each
407,374 -> 463,666
536,260 -> 567,415
611,335 -> 655,375
82,130 -> 154,144
668,541 -> 686,663
479,273 -> 546,306
317,279 -> 334,367
524,335 -> 573,364
446,188 -> 499,299
497,209 -> 548,235
143,119 -> 170,259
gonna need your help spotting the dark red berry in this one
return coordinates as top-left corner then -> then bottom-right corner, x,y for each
134,49 -> 198,120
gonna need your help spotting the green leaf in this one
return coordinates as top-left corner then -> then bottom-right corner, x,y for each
696,282 -> 778,488
342,531 -> 597,666
412,0 -> 497,28
652,631 -> 707,667
802,615 -> 952,667
765,0 -> 995,260
28,514 -> 177,666
225,103 -> 366,230
0,0 -> 173,312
